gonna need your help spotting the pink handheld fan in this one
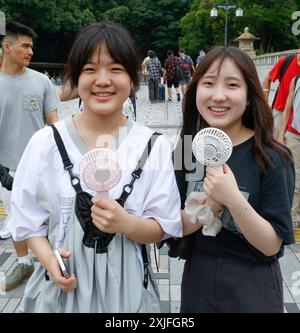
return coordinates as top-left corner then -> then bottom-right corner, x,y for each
79,148 -> 122,197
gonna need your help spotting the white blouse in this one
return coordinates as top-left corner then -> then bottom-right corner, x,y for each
8,117 -> 182,247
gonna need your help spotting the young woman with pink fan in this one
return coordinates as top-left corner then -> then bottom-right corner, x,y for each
7,22 -> 182,313
174,46 -> 295,312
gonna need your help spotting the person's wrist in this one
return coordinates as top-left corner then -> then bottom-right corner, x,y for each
226,190 -> 245,212
121,213 -> 137,237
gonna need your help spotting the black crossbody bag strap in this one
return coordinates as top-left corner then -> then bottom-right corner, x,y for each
117,131 -> 161,289
120,132 -> 161,288
117,132 -> 161,206
50,124 -> 161,289
50,124 -> 83,193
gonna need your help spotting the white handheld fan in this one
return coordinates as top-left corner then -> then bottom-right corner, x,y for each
192,127 -> 233,173
79,148 -> 122,197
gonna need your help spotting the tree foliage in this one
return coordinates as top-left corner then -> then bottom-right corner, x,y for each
179,0 -> 300,57
0,0 -> 299,62
0,0 -> 194,61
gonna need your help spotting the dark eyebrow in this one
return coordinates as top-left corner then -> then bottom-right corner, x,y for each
202,74 -> 242,81
202,74 -> 217,79
85,61 -> 96,65
85,60 -> 119,65
21,43 -> 33,47
225,76 -> 242,82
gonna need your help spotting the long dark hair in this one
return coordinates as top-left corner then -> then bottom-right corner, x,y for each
64,21 -> 141,93
180,46 -> 291,174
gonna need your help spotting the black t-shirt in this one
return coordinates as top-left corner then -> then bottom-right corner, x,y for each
176,137 -> 295,263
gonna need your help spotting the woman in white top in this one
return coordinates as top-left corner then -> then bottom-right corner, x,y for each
8,21 -> 182,313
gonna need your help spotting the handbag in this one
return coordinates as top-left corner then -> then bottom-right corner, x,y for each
0,164 -> 13,191
157,233 -> 195,260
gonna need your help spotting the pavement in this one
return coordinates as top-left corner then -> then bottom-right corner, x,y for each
1,83 -> 300,313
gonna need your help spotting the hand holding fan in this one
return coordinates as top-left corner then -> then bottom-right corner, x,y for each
192,127 -> 233,215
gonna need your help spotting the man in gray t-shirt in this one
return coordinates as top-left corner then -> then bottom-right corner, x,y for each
0,68 -> 59,170
0,21 -> 59,291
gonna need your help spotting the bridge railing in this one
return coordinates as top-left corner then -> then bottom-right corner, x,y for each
253,49 -> 300,67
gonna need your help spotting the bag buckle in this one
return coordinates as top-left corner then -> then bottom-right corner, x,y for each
65,164 -> 80,186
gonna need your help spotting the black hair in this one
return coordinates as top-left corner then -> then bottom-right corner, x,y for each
64,21 -> 141,92
148,50 -> 155,58
5,21 -> 37,39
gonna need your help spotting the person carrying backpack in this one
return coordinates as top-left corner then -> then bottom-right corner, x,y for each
278,75 -> 300,230
163,50 -> 181,102
178,48 -> 195,95
263,53 -> 300,138
146,50 -> 162,103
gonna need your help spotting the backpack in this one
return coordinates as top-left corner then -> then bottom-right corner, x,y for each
180,56 -> 191,75
271,54 -> 295,109
175,63 -> 185,81
292,74 -> 300,132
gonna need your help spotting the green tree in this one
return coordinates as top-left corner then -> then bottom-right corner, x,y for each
179,0 -> 300,56
0,0 -> 96,32
0,0 -> 194,61
2,0 -> 297,63
125,0 -> 194,60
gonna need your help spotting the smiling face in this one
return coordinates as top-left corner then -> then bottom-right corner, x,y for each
196,57 -> 249,134
77,43 -> 132,116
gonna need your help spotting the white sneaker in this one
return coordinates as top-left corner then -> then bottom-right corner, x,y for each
3,263 -> 34,291
0,223 -> 11,239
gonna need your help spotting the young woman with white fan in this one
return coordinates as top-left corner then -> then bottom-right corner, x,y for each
174,46 -> 295,312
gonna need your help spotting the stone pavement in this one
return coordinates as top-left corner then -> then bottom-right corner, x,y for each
1,84 -> 300,313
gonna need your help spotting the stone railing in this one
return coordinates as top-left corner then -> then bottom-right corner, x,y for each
253,49 -> 300,67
